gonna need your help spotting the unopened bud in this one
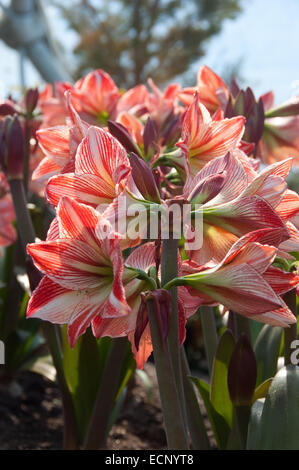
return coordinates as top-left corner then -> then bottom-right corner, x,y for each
108,120 -> 142,157
228,333 -> 257,406
0,115 -> 25,180
25,88 -> 39,116
143,117 -> 158,157
0,100 -> 17,117
130,152 -> 161,203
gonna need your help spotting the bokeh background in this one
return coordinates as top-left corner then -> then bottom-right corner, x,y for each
0,0 -> 298,103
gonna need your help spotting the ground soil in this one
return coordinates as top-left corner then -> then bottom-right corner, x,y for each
0,362 -> 214,450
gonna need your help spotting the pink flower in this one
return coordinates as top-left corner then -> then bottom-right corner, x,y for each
69,69 -> 120,125
178,239 -> 297,327
178,65 -> 229,113
176,94 -> 245,176
46,125 -> 131,207
32,92 -> 89,185
183,152 -> 290,264
27,197 -> 134,347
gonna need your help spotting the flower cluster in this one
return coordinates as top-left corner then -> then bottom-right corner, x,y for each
18,66 -> 299,368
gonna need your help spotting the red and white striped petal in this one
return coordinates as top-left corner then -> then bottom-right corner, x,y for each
56,196 -> 112,257
75,126 -> 131,188
249,302 -> 296,327
100,238 -> 131,318
27,276 -> 82,324
36,125 -> 70,163
185,152 -> 248,205
275,189 -> 299,220
264,266 -> 299,295
32,156 -> 62,183
177,94 -> 245,174
27,238 -> 110,290
191,263 -> 283,316
46,173 -> 116,207
125,242 -> 156,271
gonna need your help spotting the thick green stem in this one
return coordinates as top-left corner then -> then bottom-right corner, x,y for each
283,289 -> 297,366
147,298 -> 189,449
180,348 -> 210,450
9,179 -> 36,251
84,337 -> 129,450
200,306 -> 218,375
161,237 -> 188,437
233,312 -> 251,342
23,120 -> 32,195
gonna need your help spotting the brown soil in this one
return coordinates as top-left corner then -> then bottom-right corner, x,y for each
0,363 -> 213,450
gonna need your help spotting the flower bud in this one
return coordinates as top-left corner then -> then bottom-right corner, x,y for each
143,117 -> 158,157
135,289 -> 171,351
228,333 -> 257,406
130,152 -> 161,203
225,87 -> 265,145
108,120 -> 142,156
0,100 -> 17,117
25,88 -> 39,116
0,115 -> 25,180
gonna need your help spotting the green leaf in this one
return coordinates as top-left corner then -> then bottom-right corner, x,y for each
246,399 -> 264,450
252,378 -> 272,403
250,365 -> 299,449
62,326 -> 104,442
61,328 -> 135,445
254,324 -> 282,385
191,377 -> 231,449
26,354 -> 56,382
210,329 -> 235,427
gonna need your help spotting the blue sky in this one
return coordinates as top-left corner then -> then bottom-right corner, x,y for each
0,0 -> 298,105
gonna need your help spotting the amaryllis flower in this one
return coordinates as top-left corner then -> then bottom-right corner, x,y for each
145,79 -> 181,129
116,84 -> 149,117
259,115 -> 299,165
69,69 -> 120,125
178,65 -> 229,113
32,92 -> 89,185
183,152 -> 291,264
175,94 -> 245,176
26,197 -> 136,346
46,126 -> 131,208
175,239 -> 297,327
92,241 -> 187,369
39,82 -> 72,128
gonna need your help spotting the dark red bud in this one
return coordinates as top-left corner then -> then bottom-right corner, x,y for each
143,117 -> 158,156
25,88 -> 39,115
161,115 -> 181,147
134,296 -> 149,351
230,78 -> 241,98
188,171 -> 226,204
228,333 -> 257,407
108,120 -> 142,157
130,152 -> 161,203
0,115 -> 25,180
153,289 -> 171,345
0,100 -> 17,116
